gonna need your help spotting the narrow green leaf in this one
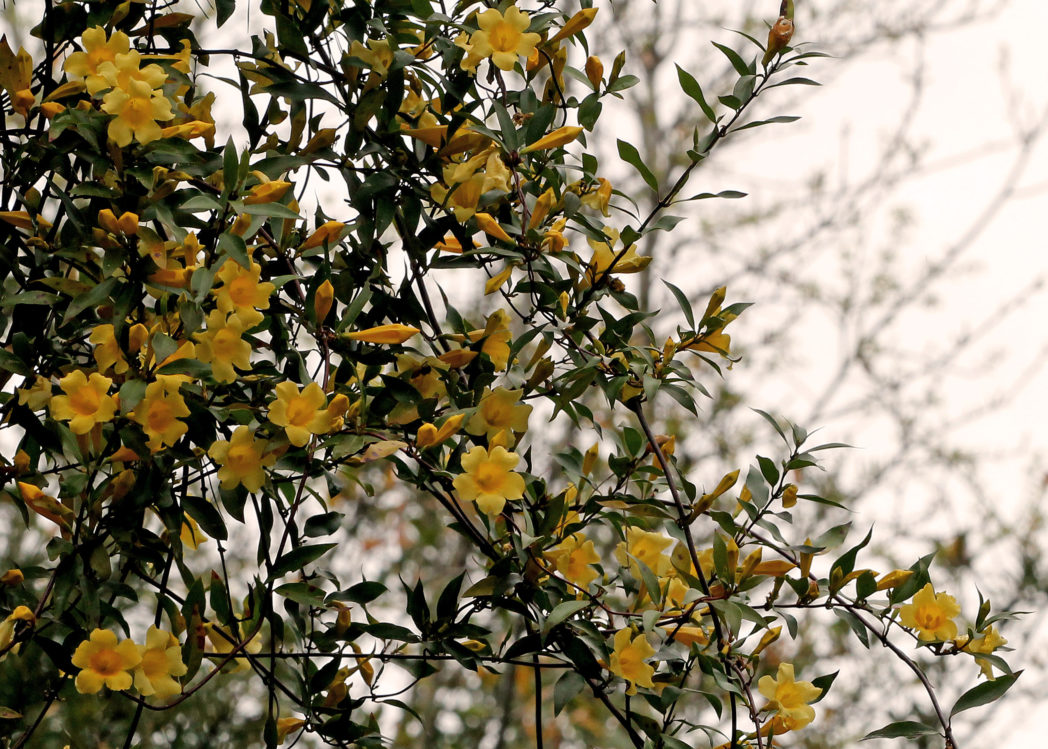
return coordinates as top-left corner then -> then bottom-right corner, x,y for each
732,115 -> 801,132
860,721 -> 940,741
663,280 -> 695,328
268,543 -> 337,579
553,670 -> 586,716
546,600 -> 590,630
675,64 -> 716,122
617,139 -> 659,192
949,671 -> 1021,717
712,42 -> 753,76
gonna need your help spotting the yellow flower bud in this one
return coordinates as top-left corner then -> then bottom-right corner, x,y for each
739,547 -> 763,581
582,443 -> 600,475
751,626 -> 781,657
97,208 -> 120,235
521,126 -> 585,154
116,212 -> 139,236
551,8 -> 598,43
528,188 -> 555,230
0,569 -> 24,586
781,483 -> 798,508
314,279 -> 335,323
243,180 -> 292,205
876,569 -> 914,591
585,56 -> 604,89
344,324 -> 420,345
484,264 -> 514,295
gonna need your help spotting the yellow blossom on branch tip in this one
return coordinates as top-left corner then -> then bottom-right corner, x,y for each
71,629 -> 141,694
101,78 -> 175,147
474,212 -> 514,243
131,378 -> 190,452
268,381 -> 330,447
345,324 -> 420,345
615,527 -> 673,579
208,425 -> 276,492
277,717 -> 307,745
468,7 -> 541,72
314,279 -> 335,323
899,583 -> 960,641
609,628 -> 656,695
453,445 -> 526,515
521,126 -> 585,154
49,370 -> 118,434
757,663 -> 821,731
133,626 -> 187,699
466,387 -> 531,441
546,533 -> 601,590
194,310 -> 252,384
63,27 -> 130,91
243,180 -> 292,205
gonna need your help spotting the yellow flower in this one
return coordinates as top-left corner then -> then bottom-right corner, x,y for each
466,387 -> 532,441
63,26 -> 130,93
49,370 -> 118,434
615,527 -> 673,579
457,308 -> 512,370
757,663 -> 822,731
17,375 -> 52,410
71,629 -> 142,694
662,624 -> 709,648
453,445 -> 526,515
212,259 -> 274,328
180,513 -> 207,550
277,717 -> 307,745
469,7 -> 541,71
101,78 -> 175,147
348,39 -> 394,77
959,625 -> 1007,679
314,279 -> 335,323
133,626 -> 187,699
194,310 -> 252,383
268,381 -> 330,447
899,583 -> 960,641
586,227 -> 651,284
546,533 -> 601,590
431,170 -> 486,222
609,628 -> 656,695
208,425 -> 276,492
130,378 -> 190,452
94,49 -> 167,95
89,324 -> 131,374
0,605 -> 34,659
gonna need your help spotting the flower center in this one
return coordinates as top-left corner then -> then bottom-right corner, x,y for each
915,606 -> 944,630
286,397 -> 315,426
89,648 -> 124,677
474,461 -> 503,493
212,329 -> 238,358
488,22 -> 519,53
229,276 -> 257,307
121,95 -> 155,129
147,400 -> 174,432
70,386 -> 101,415
227,444 -> 260,473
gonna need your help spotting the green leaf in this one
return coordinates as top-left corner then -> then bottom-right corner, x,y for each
268,543 -> 337,579
751,408 -> 789,444
1,290 -> 56,308
860,721 -> 940,741
663,280 -> 695,329
949,671 -> 1021,718
546,600 -> 590,631
732,115 -> 801,132
183,494 -> 228,542
617,139 -> 659,192
833,608 -> 870,649
216,0 -> 235,26
712,42 -> 753,76
553,670 -> 586,716
675,64 -> 716,122
218,233 -> 251,269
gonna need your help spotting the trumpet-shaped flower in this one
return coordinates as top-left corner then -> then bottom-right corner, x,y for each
546,533 -> 601,590
453,445 -> 526,515
101,78 -> 175,147
615,527 -> 673,579
899,583 -> 960,641
71,629 -> 142,694
469,7 -> 541,71
133,626 -> 187,699
212,259 -> 274,328
89,324 -> 131,374
94,49 -> 167,95
268,381 -> 330,447
609,628 -> 655,695
194,310 -> 252,383
208,425 -> 276,492
757,663 -> 822,731
49,370 -> 118,434
17,375 -> 52,411
130,378 -> 190,452
63,26 -> 130,94
466,387 -> 532,441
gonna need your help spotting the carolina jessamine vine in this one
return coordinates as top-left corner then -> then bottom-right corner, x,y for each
0,1 -> 1018,747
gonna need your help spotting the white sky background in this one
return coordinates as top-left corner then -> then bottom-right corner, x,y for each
2,0 -> 1047,743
